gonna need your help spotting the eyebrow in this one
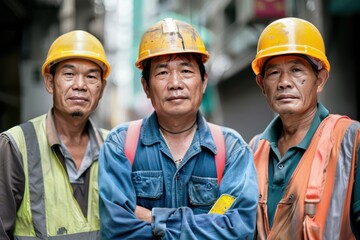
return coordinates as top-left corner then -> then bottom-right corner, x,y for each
180,62 -> 194,67
88,69 -> 101,74
61,64 -> 76,70
61,64 -> 101,74
154,63 -> 168,69
154,61 -> 194,69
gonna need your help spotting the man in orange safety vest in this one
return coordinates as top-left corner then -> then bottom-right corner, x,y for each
250,17 -> 360,239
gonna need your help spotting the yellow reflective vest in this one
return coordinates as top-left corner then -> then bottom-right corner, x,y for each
5,114 -> 107,239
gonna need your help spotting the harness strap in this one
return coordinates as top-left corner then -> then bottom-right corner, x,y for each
124,120 -> 142,165
124,120 -> 226,185
304,115 -> 348,216
208,123 -> 226,185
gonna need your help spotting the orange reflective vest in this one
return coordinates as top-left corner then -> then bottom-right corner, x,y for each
252,114 -> 360,240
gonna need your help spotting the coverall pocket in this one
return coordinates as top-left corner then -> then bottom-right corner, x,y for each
188,176 -> 218,206
132,171 -> 163,199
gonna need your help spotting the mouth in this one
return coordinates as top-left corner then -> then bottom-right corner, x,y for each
166,95 -> 187,101
68,96 -> 88,103
276,94 -> 297,101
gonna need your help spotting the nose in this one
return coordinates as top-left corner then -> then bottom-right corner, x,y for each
72,75 -> 88,91
167,70 -> 184,90
277,72 -> 293,89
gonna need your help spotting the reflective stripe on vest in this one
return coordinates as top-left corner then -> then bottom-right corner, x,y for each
6,114 -> 101,239
323,120 -> 359,239
20,122 -> 47,238
254,114 -> 359,240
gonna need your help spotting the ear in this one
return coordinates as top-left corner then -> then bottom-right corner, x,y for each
255,75 -> 266,95
141,77 -> 150,98
99,79 -> 107,99
316,69 -> 329,93
202,72 -> 208,94
43,73 -> 54,94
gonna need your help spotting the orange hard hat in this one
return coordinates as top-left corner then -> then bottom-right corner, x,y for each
42,30 -> 111,79
252,17 -> 330,75
135,18 -> 209,70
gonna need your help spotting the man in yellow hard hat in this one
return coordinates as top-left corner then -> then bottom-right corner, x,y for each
0,30 -> 110,239
98,18 -> 258,239
249,17 -> 360,239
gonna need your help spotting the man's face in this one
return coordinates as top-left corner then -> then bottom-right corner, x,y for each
44,58 -> 106,118
142,54 -> 207,119
256,55 -> 328,117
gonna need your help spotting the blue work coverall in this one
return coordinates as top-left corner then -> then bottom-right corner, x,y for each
98,112 -> 258,239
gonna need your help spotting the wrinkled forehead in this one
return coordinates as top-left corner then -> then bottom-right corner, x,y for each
263,54 -> 317,71
268,55 -> 305,65
56,58 -> 102,70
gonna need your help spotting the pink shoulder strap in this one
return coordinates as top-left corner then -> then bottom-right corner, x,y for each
124,119 -> 143,165
208,123 -> 226,185
124,120 -> 226,185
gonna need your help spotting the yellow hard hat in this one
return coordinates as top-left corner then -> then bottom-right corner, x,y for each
42,30 -> 111,79
252,17 -> 330,75
135,18 -> 209,70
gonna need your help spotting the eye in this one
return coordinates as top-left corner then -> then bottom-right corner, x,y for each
63,71 -> 75,80
264,69 -> 279,78
64,72 -> 74,76
291,68 -> 301,73
290,67 -> 305,77
182,69 -> 193,73
269,70 -> 279,75
86,74 -> 101,83
155,71 -> 168,77
181,68 -> 195,78
87,74 -> 99,80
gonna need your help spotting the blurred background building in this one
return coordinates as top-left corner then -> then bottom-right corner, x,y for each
1,0 -> 359,141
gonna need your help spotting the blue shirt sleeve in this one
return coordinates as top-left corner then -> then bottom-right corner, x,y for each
98,129 -> 158,240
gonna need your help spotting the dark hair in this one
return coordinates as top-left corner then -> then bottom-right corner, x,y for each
141,53 -> 206,85
49,63 -> 58,77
